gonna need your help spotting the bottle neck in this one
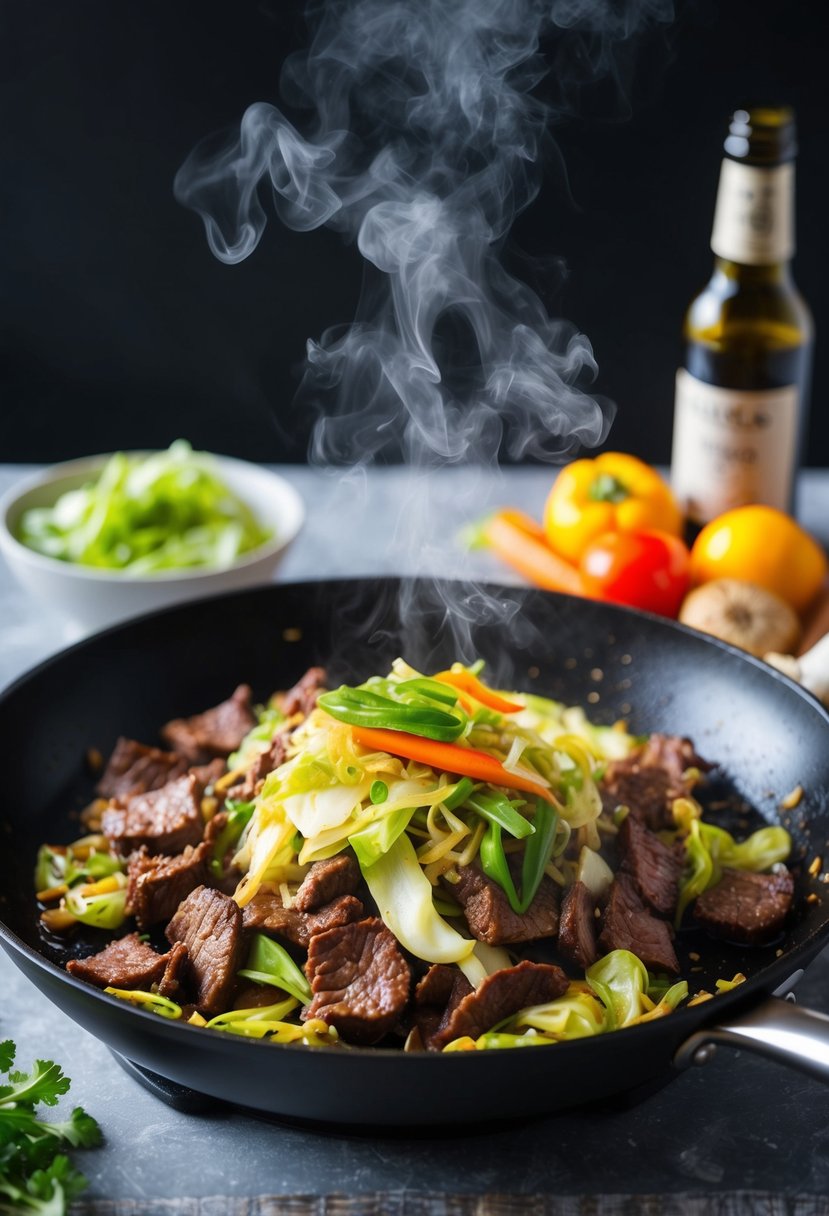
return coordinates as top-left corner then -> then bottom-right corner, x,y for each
711,256 -> 793,285
710,157 -> 795,266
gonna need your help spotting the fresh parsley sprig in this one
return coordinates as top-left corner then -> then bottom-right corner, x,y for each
0,1039 -> 101,1214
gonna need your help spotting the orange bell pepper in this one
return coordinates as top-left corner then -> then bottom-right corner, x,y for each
543,452 -> 683,564
350,726 -> 558,806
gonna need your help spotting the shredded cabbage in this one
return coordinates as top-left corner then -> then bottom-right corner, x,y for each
360,833 -> 475,964
18,440 -> 272,572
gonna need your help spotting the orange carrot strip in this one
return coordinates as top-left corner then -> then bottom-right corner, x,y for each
350,726 -> 557,806
434,669 -> 522,715
483,510 -> 587,597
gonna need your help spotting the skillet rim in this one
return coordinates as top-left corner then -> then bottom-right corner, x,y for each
1,575 -> 829,1070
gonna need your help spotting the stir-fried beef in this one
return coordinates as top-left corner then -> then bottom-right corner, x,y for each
425,961 -> 569,1051
230,735 -> 287,802
232,982 -> 285,1010
166,885 -> 244,1015
557,881 -> 598,969
160,684 -> 256,764
102,773 -> 204,857
449,864 -> 559,945
277,667 -> 327,719
600,874 -> 679,973
126,842 -> 209,930
294,853 -> 361,913
305,916 -> 411,1045
66,932 -> 171,989
413,964 -> 475,1050
241,892 -> 363,947
157,941 -> 189,1001
618,813 -> 681,919
96,737 -> 189,800
694,867 -> 794,945
189,758 -> 227,789
601,734 -> 708,830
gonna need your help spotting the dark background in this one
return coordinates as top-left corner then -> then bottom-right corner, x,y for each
1,0 -> 826,465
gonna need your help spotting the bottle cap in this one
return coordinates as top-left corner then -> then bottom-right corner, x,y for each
724,106 -> 797,165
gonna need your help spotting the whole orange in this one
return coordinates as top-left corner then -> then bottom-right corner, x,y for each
689,505 -> 827,614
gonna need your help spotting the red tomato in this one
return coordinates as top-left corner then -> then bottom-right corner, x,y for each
579,529 -> 691,618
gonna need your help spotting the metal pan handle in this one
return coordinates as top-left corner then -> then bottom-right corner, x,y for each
675,994 -> 829,1083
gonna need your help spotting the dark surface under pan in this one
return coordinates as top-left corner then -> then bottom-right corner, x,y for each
1,577 -> 829,1126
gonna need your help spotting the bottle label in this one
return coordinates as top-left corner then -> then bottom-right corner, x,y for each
671,369 -> 799,523
710,160 -> 794,264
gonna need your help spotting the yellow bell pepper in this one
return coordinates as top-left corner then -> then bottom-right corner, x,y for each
543,452 -> 683,563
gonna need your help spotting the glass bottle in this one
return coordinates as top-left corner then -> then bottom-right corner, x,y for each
671,106 -> 812,526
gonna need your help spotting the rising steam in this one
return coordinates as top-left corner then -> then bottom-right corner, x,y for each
175,0 -> 673,664
175,0 -> 673,470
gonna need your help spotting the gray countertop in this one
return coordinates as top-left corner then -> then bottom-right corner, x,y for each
2,463 -> 829,1214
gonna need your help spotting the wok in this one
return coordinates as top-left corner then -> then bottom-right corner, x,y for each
2,577 -> 829,1127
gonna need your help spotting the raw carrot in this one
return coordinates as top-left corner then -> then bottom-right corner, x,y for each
350,726 -> 558,806
483,509 -> 587,597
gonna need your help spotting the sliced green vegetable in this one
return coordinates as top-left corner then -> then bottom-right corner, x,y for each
17,440 -> 272,573
348,807 -> 416,868
205,998 -> 299,1037
675,813 -> 792,926
103,989 -> 183,1019
369,780 -> 389,804
479,821 -> 520,912
318,686 -> 466,742
586,950 -> 649,1030
227,706 -> 285,769
509,989 -> 608,1040
237,933 -> 312,1004
464,790 -> 535,839
209,799 -> 256,878
518,801 -> 558,913
64,882 -> 127,931
440,777 -> 475,811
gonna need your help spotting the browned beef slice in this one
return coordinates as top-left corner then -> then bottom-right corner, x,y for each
449,864 -> 559,945
160,684 -> 256,763
102,773 -> 204,857
618,813 -> 681,919
278,667 -> 328,719
694,867 -> 794,945
294,853 -> 361,913
413,964 -> 474,1050
427,961 -> 569,1051
232,982 -> 286,1010
66,933 -> 170,989
305,916 -> 411,1045
241,893 -> 364,948
600,874 -> 679,974
157,942 -> 189,1000
96,737 -> 188,800
558,881 -> 598,969
126,842 -> 209,930
231,735 -> 287,801
189,758 -> 227,789
601,734 -> 708,830
166,885 -> 244,1015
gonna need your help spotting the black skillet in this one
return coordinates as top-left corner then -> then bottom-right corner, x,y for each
2,577 -> 829,1127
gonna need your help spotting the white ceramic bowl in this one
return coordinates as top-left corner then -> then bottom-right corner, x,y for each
0,452 -> 305,633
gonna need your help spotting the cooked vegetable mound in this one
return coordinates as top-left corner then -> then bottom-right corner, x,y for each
37,662 -> 795,1052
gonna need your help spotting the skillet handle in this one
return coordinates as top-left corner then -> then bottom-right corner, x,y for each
675,995 -> 829,1083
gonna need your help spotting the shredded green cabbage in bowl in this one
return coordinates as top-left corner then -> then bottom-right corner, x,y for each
17,441 -> 273,573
